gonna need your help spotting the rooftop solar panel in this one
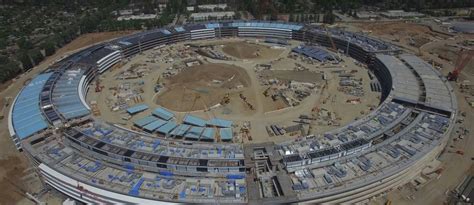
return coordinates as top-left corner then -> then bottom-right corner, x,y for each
156,121 -> 178,134
126,104 -> 149,115
161,29 -> 172,35
183,114 -> 207,127
152,107 -> 174,121
170,124 -> 191,137
185,126 -> 204,139
220,128 -> 233,141
207,118 -> 233,128
174,26 -> 185,32
134,116 -> 159,128
201,128 -> 215,140
12,73 -> 52,139
143,119 -> 167,132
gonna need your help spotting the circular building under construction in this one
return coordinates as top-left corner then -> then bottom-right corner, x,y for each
8,21 -> 457,204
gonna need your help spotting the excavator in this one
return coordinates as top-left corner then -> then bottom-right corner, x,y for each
447,49 -> 473,81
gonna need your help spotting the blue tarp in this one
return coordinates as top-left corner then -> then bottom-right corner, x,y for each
152,140 -> 161,149
124,164 -> 135,174
159,171 -> 173,176
179,191 -> 186,199
183,114 -> 207,127
227,174 -> 245,179
126,104 -> 149,114
152,107 -> 174,120
207,118 -> 233,128
129,178 -> 144,196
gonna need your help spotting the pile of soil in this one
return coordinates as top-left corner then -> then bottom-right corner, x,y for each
156,63 -> 251,111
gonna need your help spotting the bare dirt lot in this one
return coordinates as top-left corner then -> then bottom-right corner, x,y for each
222,41 -> 284,59
156,63 -> 252,112
353,22 -> 449,48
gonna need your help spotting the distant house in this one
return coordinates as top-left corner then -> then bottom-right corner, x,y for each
190,11 -> 235,21
355,12 -> 379,19
380,10 -> 424,19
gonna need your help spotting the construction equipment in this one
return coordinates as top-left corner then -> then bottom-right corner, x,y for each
263,87 -> 270,97
95,80 -> 104,92
447,49 -> 474,81
156,75 -> 161,84
220,93 -> 230,105
448,149 -> 465,155
323,24 -> 341,59
424,167 -> 444,175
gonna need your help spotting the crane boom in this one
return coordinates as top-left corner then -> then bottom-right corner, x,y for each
448,49 -> 474,81
323,24 -> 340,59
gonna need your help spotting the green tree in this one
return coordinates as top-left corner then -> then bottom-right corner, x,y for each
323,11 -> 336,24
29,49 -> 44,65
17,37 -> 33,50
17,51 -> 33,71
0,38 -> 7,49
41,41 -> 56,56
0,60 -> 20,83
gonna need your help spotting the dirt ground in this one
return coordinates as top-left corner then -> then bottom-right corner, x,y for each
156,63 -> 252,111
0,31 -> 136,205
260,70 -> 323,83
353,22 -> 449,48
221,41 -> 284,59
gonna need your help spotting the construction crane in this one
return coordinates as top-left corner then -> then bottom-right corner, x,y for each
447,49 -> 474,81
323,24 -> 341,59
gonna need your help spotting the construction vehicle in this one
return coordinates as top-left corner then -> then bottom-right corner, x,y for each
447,49 -> 473,81
221,93 -> 230,105
263,87 -> 271,97
346,98 -> 361,104
424,167 -> 444,175
95,80 -> 104,92
448,150 -> 465,155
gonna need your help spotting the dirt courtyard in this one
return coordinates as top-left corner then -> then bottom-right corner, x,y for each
156,63 -> 252,112
260,70 -> 323,83
221,41 -> 284,59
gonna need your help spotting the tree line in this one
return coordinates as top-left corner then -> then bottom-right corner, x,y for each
0,0 -> 187,84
